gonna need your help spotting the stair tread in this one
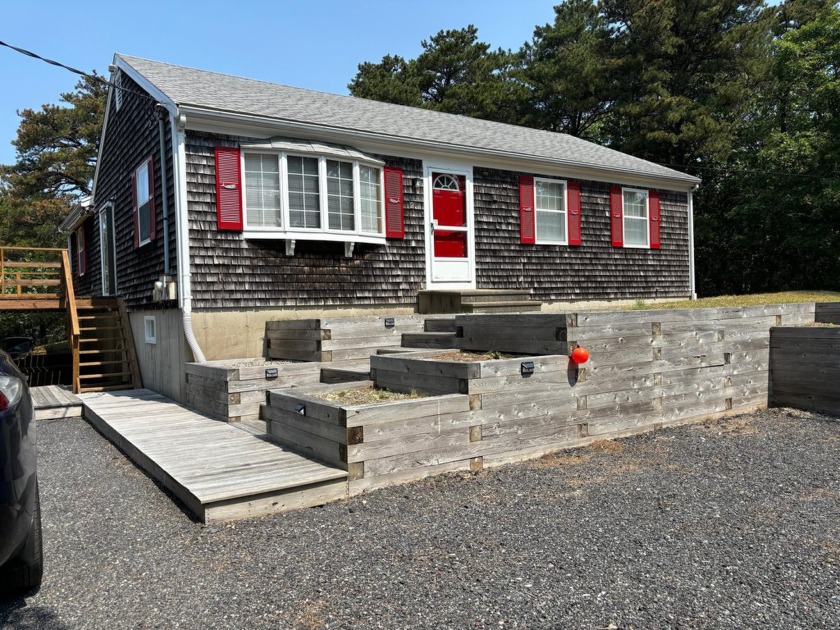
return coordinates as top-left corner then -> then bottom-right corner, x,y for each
79,371 -> 132,379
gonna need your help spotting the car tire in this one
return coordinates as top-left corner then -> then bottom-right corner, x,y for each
0,482 -> 43,597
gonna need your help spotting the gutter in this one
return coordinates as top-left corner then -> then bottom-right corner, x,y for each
170,110 -> 206,363
688,188 -> 698,300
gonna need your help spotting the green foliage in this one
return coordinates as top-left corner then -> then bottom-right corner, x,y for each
0,73 -> 106,249
349,25 -> 526,124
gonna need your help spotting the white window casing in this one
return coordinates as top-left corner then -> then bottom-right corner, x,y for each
534,177 -> 568,245
144,316 -> 157,344
622,187 -> 650,248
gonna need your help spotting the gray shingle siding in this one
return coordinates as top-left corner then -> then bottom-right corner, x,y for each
473,168 -> 690,300
185,132 -> 426,309
70,218 -> 100,296
94,72 -> 177,308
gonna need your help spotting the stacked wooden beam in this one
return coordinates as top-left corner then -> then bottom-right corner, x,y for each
815,302 -> 840,324
265,316 -> 426,362
770,327 -> 840,416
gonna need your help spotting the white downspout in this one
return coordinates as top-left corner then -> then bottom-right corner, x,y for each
171,112 -> 206,363
688,187 -> 698,300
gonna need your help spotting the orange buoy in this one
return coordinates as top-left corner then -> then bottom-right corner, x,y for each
571,347 -> 590,364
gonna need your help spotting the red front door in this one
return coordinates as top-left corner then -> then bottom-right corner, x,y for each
432,173 -> 467,258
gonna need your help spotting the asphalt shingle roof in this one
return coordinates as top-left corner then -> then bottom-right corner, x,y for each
118,54 -> 700,187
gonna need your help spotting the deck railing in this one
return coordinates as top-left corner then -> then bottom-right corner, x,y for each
0,246 -> 65,300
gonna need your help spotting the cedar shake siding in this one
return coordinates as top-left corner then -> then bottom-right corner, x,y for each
473,168 -> 690,300
70,217 -> 101,296
93,72 -> 177,309
185,132 -> 426,310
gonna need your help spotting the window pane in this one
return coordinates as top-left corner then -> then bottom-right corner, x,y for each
326,159 -> 354,231
360,166 -> 381,233
288,157 -> 320,229
624,217 -> 648,246
244,153 -> 281,227
138,201 -> 151,242
623,190 -> 647,218
536,180 -> 564,212
136,164 -> 150,205
536,210 -> 565,242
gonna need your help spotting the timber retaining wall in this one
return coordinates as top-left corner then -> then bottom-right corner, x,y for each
770,326 -> 840,416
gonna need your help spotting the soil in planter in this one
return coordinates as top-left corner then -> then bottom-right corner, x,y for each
426,350 -> 526,362
315,386 -> 428,405
219,358 -> 300,368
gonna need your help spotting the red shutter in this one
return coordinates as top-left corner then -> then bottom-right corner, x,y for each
610,185 -> 624,247
519,176 -> 535,244
567,181 -> 582,246
215,147 -> 243,231
147,156 -> 156,241
132,168 -> 140,249
649,190 -> 661,249
384,166 -> 404,239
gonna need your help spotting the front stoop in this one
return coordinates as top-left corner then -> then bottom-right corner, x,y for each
418,290 -> 543,314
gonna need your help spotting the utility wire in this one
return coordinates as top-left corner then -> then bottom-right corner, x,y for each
0,39 -> 158,104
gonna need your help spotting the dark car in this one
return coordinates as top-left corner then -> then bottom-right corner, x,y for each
0,350 -> 42,596
1,337 -> 34,361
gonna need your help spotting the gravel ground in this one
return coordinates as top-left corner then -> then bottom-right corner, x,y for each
2,408 -> 839,629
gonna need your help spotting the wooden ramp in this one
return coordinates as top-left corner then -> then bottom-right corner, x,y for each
79,389 -> 348,522
31,385 -> 83,420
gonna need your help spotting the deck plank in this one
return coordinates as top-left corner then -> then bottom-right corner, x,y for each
31,385 -> 83,420
79,389 -> 348,521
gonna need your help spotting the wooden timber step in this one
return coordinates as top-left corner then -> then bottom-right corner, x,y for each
320,359 -> 372,384
79,389 -> 349,522
30,385 -> 82,420
418,290 -> 542,314
401,331 -> 458,349
424,317 -> 457,333
74,297 -> 140,394
461,301 -> 543,314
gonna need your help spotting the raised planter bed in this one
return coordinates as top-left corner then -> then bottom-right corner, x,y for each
770,326 -> 840,416
185,358 -> 324,422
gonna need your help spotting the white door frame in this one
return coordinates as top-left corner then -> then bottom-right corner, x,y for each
423,160 -> 476,289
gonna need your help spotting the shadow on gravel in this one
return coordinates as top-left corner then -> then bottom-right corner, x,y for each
0,598 -> 68,629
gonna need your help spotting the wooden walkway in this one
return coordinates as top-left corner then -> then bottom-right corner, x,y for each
79,389 -> 348,522
31,385 -> 83,420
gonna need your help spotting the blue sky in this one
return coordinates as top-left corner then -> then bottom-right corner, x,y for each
0,0 -> 557,167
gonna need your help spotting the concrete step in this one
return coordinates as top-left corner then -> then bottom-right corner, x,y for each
401,332 -> 458,349
462,301 -> 544,314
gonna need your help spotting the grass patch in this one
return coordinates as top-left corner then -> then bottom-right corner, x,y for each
316,387 -> 427,406
628,291 -> 840,311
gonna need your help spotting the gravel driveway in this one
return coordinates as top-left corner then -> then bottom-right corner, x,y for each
1,408 -> 839,629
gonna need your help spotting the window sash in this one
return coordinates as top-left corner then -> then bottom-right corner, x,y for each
534,177 -> 567,244
623,189 -> 649,247
241,152 -> 384,237
135,160 -> 153,245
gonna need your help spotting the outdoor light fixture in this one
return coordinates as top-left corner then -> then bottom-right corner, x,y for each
295,404 -> 306,415
265,368 -> 278,379
521,361 -> 535,376
384,317 -> 395,328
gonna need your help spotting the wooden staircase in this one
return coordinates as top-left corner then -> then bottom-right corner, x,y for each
73,297 -> 141,393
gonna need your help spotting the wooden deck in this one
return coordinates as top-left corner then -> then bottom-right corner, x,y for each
31,385 -> 83,420
79,389 -> 348,522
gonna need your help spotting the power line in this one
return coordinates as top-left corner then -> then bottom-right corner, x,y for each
0,39 -> 158,104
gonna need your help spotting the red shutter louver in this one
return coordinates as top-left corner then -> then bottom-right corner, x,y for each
568,181 -> 582,246
610,185 -> 624,247
215,147 -> 243,231
649,190 -> 661,249
519,175 -> 535,244
384,166 -> 404,239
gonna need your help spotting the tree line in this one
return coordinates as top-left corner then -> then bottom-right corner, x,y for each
1,0 -> 837,296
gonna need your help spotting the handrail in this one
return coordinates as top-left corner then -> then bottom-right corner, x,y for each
1,246 -> 64,299
59,250 -> 81,394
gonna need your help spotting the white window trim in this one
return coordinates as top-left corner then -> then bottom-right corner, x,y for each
533,176 -> 569,246
143,316 -> 157,344
241,151 -> 387,244
622,187 -> 650,249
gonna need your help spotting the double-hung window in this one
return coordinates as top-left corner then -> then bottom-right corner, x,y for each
242,150 -> 385,241
622,188 -> 649,248
133,157 -> 155,247
534,177 -> 567,244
